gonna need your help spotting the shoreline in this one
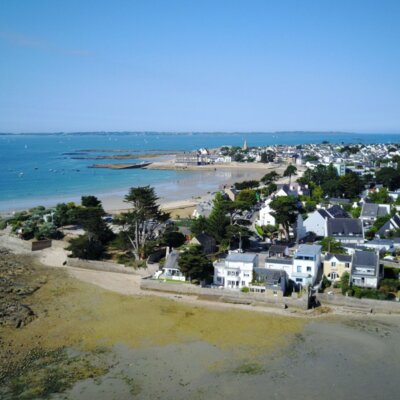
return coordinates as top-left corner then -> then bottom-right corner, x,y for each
1,161 -> 295,217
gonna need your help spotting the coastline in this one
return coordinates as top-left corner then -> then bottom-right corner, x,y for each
1,161 -> 294,216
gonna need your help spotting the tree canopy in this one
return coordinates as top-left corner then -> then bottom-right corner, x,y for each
178,246 -> 213,282
117,186 -> 169,259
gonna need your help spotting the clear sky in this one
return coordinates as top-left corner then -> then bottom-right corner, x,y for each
0,0 -> 399,133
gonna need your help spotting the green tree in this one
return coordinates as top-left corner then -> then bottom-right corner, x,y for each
234,180 -> 259,190
53,202 -> 77,227
283,164 -> 297,185
340,172 -> 364,199
178,246 -> 213,282
340,271 -> 350,295
368,188 -> 391,204
321,179 -> 342,198
117,186 -> 169,259
376,167 -> 400,190
320,237 -> 346,254
67,234 -> 105,260
161,225 -> 186,248
225,224 -> 251,250
261,183 -> 277,197
207,193 -> 229,243
270,196 -> 299,241
236,189 -> 257,206
351,206 -> 361,218
312,186 -> 324,201
72,206 -> 113,244
261,171 -> 280,184
190,215 -> 209,236
81,195 -> 102,208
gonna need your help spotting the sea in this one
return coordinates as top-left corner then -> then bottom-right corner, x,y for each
1,131 -> 399,212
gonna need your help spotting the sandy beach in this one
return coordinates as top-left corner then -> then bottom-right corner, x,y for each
101,161 -> 300,215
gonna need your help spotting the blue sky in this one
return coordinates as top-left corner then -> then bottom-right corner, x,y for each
0,0 -> 399,133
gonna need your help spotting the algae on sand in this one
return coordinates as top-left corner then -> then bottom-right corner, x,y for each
0,260 -> 305,399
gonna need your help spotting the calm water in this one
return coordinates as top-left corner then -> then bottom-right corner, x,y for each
0,132 -> 399,211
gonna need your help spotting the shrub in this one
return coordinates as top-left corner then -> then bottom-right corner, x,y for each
67,235 -> 105,260
241,287 -> 250,293
0,218 -> 7,230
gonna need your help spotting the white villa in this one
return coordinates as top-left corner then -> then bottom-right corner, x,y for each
213,252 -> 258,289
265,244 -> 322,287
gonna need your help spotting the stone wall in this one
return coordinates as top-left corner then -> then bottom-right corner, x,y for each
140,278 -> 309,310
66,258 -> 138,275
317,293 -> 400,314
31,240 -> 52,251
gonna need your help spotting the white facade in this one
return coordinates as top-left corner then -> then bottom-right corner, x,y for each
265,244 -> 322,287
291,245 -> 322,286
213,253 -> 258,289
257,199 -> 276,226
303,210 -> 328,237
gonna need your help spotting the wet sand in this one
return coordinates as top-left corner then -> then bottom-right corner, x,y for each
2,258 -> 400,399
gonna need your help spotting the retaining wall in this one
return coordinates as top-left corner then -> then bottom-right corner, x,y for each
140,279 -> 309,310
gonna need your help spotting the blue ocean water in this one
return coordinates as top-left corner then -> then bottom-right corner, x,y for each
0,132 -> 399,211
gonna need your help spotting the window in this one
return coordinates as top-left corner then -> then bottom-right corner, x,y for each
241,281 -> 246,286
331,262 -> 336,267
345,263 -> 350,268
331,272 -> 338,280
296,278 -> 303,283
297,266 -> 302,273
307,267 -> 312,272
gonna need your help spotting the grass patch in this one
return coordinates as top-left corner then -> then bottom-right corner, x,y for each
234,362 -> 265,375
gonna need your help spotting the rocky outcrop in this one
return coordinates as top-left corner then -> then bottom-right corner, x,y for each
0,249 -> 43,328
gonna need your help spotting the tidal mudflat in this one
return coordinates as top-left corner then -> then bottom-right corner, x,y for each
1,256 -> 400,399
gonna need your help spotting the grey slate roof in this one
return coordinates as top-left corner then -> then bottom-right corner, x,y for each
352,251 -> 378,274
317,209 -> 332,219
361,203 -> 380,218
361,203 -> 389,219
327,205 -> 350,218
295,244 -> 322,256
329,198 -> 351,204
325,253 -> 352,263
226,253 -> 257,263
164,250 -> 180,270
327,218 -> 363,237
254,268 -> 287,284
265,258 -> 293,265
268,244 -> 288,254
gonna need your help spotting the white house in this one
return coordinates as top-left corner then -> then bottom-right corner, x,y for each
264,244 -> 322,287
213,252 -> 258,289
291,244 -> 322,286
351,251 -> 382,289
257,199 -> 275,226
303,209 -> 332,237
